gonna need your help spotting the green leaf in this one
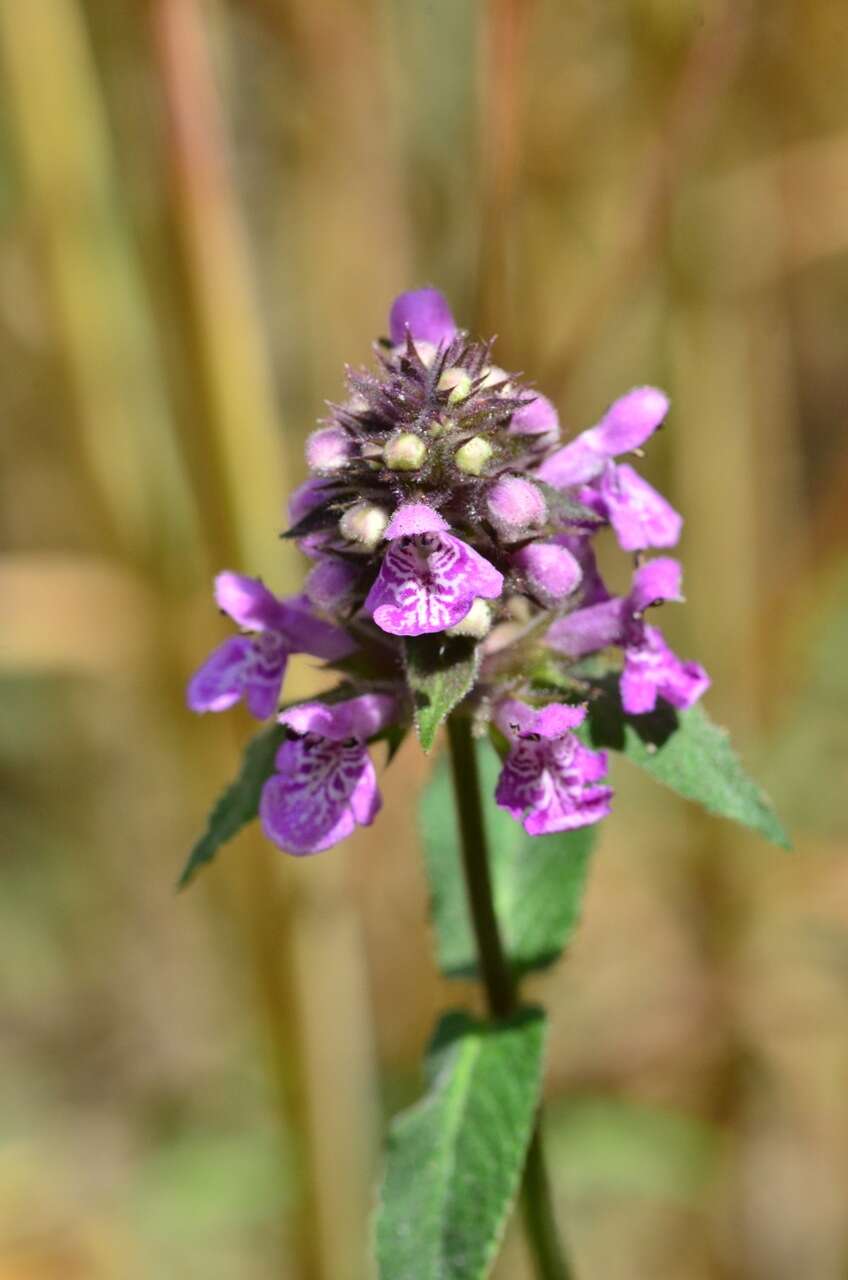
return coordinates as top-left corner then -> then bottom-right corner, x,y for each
178,723 -> 285,889
421,737 -> 597,977
376,1008 -> 546,1280
404,635 -> 480,752
584,682 -> 790,849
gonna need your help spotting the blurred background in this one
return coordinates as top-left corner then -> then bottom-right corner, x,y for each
2,1 -> 848,1276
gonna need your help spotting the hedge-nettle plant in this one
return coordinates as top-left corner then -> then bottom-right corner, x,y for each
182,289 -> 787,1280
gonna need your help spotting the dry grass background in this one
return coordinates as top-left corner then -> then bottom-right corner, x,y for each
2,1 -> 848,1277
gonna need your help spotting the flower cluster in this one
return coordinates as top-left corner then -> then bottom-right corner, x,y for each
188,288 -> 708,854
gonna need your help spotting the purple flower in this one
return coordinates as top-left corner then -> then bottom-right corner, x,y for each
260,693 -> 395,855
187,572 -> 355,719
590,463 -> 682,552
620,624 -> 710,715
536,387 -> 680,551
537,387 -> 669,486
546,596 -> 624,660
364,503 -> 503,637
547,558 -> 709,715
389,288 -> 457,348
547,557 -> 683,659
494,699 -> 612,835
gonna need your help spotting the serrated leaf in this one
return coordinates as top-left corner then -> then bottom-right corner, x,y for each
421,737 -> 597,977
404,635 -> 480,752
584,682 -> 790,849
376,1008 -> 546,1280
178,723 -> 285,889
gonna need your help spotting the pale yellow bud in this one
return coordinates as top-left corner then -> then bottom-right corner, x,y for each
446,598 -> 493,639
339,502 -> 389,550
384,431 -> 427,471
454,435 -> 493,476
438,367 -> 472,404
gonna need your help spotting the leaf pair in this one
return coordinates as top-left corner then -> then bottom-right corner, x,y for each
376,1009 -> 547,1280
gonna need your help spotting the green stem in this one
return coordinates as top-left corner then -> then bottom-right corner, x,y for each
445,713 -> 575,1280
445,712 -> 515,1019
521,1128 -> 574,1280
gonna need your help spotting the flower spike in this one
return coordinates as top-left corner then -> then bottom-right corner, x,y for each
188,289 -> 709,857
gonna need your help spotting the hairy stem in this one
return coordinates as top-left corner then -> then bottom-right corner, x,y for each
445,713 -> 574,1280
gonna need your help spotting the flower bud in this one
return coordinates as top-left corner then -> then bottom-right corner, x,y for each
306,426 -> 352,472
509,392 -> 559,437
304,557 -> 359,611
339,502 -> 389,550
455,435 -> 493,475
389,288 -> 457,347
446,598 -> 493,639
438,367 -> 472,404
384,431 -> 427,471
289,475 -> 327,524
486,475 -> 547,540
512,542 -> 582,607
